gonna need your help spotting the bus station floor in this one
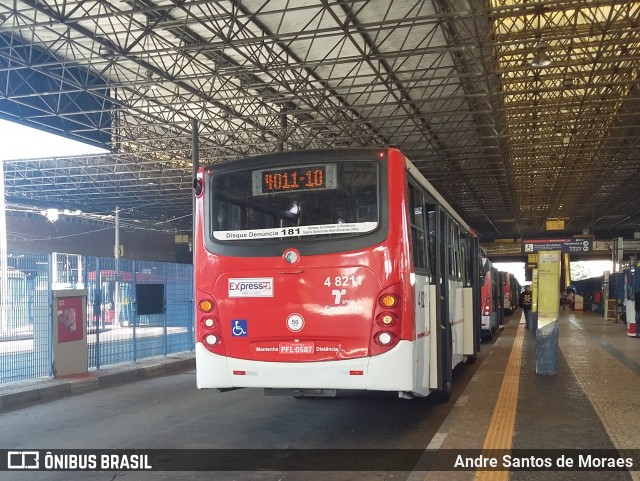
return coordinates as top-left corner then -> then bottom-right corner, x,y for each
424,309 -> 640,481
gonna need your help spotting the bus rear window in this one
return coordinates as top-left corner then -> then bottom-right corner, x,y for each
211,161 -> 378,241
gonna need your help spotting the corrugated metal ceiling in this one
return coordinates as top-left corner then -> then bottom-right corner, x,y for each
0,0 -> 639,239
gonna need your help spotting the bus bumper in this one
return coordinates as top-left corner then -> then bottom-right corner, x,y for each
196,341 -> 415,392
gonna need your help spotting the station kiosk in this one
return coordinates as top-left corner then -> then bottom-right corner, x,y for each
49,253 -> 89,377
52,289 -> 88,377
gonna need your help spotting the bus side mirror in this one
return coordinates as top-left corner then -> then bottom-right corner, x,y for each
194,178 -> 203,196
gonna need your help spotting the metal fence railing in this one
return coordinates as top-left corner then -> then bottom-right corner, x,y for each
86,257 -> 194,369
1,251 -> 194,385
0,251 -> 51,383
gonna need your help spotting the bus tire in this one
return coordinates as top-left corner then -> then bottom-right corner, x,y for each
433,380 -> 452,403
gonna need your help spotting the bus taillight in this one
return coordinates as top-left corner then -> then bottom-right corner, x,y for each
198,296 -> 224,355
202,317 -> 216,329
379,294 -> 399,308
370,284 -> 403,355
376,331 -> 395,345
199,299 -> 215,312
376,313 -> 397,326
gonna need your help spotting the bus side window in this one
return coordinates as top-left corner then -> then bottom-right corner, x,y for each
461,239 -> 469,287
447,218 -> 456,278
426,204 -> 437,282
408,183 -> 427,271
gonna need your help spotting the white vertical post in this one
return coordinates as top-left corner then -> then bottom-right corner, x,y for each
0,160 -> 8,333
114,206 -> 120,326
192,118 -> 199,265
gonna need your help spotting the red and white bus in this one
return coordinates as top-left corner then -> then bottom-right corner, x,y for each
500,271 -> 519,315
193,148 -> 481,399
480,255 -> 503,340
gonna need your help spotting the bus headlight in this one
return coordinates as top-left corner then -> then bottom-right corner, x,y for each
205,334 -> 219,346
203,317 -> 216,329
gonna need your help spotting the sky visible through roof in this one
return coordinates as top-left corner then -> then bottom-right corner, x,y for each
0,119 -> 108,161
494,260 -> 613,287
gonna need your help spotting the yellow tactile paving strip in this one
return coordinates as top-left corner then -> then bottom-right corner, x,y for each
473,322 -> 525,481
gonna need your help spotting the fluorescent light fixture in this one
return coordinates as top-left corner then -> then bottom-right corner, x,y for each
44,208 -> 59,222
531,42 -> 551,68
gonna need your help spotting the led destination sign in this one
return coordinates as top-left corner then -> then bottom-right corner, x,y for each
252,164 -> 337,196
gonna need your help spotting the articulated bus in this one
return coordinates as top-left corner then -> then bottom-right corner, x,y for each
193,148 -> 481,399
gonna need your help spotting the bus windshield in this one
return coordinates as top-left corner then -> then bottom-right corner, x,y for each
211,161 -> 379,241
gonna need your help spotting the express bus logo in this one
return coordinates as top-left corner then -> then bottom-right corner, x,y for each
228,278 -> 274,298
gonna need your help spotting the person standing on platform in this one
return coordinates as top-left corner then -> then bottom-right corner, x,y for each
519,285 -> 533,329
566,288 -> 575,311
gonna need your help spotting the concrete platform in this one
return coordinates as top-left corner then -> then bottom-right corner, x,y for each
423,309 -> 640,481
0,351 -> 194,412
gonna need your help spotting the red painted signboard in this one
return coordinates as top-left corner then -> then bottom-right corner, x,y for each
57,296 -> 83,343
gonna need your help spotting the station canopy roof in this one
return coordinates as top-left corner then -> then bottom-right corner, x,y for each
0,0 -> 639,239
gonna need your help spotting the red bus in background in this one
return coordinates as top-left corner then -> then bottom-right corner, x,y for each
500,271 -> 516,315
480,257 -> 503,340
193,148 -> 481,399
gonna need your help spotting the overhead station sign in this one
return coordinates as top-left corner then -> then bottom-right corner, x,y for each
522,237 -> 592,254
545,218 -> 565,231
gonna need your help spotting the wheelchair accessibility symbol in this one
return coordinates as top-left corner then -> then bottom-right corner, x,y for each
231,319 -> 248,337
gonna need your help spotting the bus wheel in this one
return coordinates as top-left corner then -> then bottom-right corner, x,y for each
465,354 -> 477,365
433,380 -> 452,403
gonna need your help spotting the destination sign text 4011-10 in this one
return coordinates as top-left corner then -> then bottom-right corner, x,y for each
252,164 -> 337,195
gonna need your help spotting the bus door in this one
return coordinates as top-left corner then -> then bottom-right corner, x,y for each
497,273 -> 505,325
408,182 -> 431,396
424,201 -> 452,398
461,233 -> 478,357
439,208 -> 453,397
